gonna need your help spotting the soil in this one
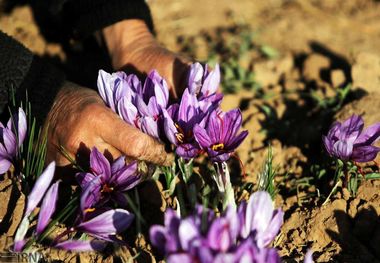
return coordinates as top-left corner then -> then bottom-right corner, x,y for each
1,0 -> 380,262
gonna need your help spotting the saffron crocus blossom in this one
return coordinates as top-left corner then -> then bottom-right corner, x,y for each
54,207 -> 134,251
0,108 -> 27,174
150,192 -> 284,262
163,89 -> 209,159
323,114 -> 380,162
76,147 -> 141,208
14,162 -> 58,251
194,109 -> 248,162
238,191 -> 284,248
98,69 -> 169,139
188,62 -> 220,98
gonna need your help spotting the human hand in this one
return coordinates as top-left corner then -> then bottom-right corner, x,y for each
45,82 -> 173,167
102,19 -> 191,98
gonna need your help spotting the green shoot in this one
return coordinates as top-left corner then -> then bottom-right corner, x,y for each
257,146 -> 277,200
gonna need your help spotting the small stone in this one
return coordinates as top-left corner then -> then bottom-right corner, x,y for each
331,69 -> 346,87
342,188 -> 350,200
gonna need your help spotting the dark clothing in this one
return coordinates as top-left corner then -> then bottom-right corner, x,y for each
0,0 -> 153,124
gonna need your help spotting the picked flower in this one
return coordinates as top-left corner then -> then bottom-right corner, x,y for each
194,109 -> 248,162
76,147 -> 141,208
98,69 -> 169,139
0,108 -> 27,174
323,114 -> 380,162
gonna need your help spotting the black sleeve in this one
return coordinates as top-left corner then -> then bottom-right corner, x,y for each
30,0 -> 154,40
0,31 -> 65,125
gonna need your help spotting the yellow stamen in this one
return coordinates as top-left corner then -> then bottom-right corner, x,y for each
84,207 -> 95,213
175,133 -> 185,143
212,143 -> 225,151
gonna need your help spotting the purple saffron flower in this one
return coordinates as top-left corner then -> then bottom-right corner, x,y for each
98,69 -> 169,140
97,70 -> 141,112
0,108 -> 27,174
14,162 -> 57,251
188,62 -> 221,98
323,114 -> 380,162
76,147 -> 141,208
150,194 -> 283,263
163,89 -> 208,159
75,208 -> 134,241
237,191 -> 284,248
194,109 -> 248,162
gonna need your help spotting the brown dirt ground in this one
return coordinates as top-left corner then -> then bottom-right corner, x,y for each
1,0 -> 380,262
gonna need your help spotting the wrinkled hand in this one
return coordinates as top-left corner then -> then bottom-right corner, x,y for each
45,83 -> 172,167
103,19 -> 191,98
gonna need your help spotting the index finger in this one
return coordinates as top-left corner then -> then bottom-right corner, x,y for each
98,107 -> 174,166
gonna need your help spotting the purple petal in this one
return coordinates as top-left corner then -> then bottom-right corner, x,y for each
147,97 -> 160,117
304,250 -> 314,263
332,140 -> 353,160
178,218 -> 200,250
113,161 -> 141,191
77,209 -> 134,235
261,209 -> 284,247
178,89 -> 199,123
149,225 -> 168,253
25,162 -> 56,216
194,124 -> 212,148
208,151 -> 230,163
188,62 -> 204,94
55,240 -> 107,252
3,128 -> 17,156
241,191 -> 273,240
7,108 -> 27,148
167,104 -> 179,119
207,111 -> 222,144
80,178 -> 102,213
323,135 -> 334,156
111,156 -> 125,175
117,97 -> 138,126
351,145 -> 380,163
167,254 -> 194,263
221,109 -> 242,143
76,172 -> 96,189
140,117 -> 160,139
36,181 -> 60,235
338,115 -> 363,141
176,143 -> 200,159
13,239 -> 27,252
355,122 -> 380,145
225,130 -> 249,151
0,142 -> 8,158
136,95 -> 150,117
90,147 -> 111,181
163,109 -> 179,145
202,64 -> 220,97
97,70 -> 116,111
207,218 -> 232,252
0,158 -> 12,174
